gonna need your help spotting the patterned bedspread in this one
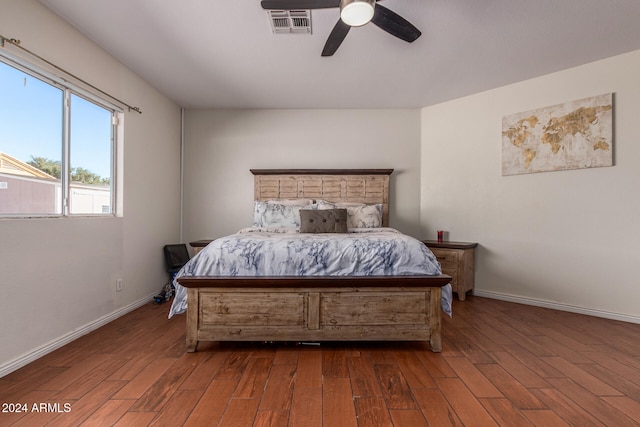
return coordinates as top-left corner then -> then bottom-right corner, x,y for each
168,227 -> 452,318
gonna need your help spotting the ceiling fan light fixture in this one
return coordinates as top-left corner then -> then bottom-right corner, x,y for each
340,0 -> 375,27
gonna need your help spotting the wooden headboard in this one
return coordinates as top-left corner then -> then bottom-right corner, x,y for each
250,169 -> 393,226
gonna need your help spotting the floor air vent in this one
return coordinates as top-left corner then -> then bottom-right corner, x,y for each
268,10 -> 311,34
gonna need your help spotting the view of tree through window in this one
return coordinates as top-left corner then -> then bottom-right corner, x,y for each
0,59 -> 115,216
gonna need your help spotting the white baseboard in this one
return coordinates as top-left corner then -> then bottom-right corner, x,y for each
0,293 -> 157,378
473,290 -> 640,324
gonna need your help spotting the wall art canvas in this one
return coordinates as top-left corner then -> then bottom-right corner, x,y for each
501,93 -> 613,175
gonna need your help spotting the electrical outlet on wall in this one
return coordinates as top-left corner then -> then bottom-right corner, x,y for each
116,278 -> 123,292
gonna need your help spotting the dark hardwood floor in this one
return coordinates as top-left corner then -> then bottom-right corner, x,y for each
1,295 -> 639,426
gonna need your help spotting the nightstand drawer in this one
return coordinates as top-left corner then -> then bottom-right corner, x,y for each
423,240 -> 477,301
431,248 -> 458,269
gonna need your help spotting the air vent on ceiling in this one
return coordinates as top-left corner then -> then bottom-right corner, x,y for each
268,10 -> 311,34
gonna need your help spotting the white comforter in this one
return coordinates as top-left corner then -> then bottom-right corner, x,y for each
169,227 -> 452,318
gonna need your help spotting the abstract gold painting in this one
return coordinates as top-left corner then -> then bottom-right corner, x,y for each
502,94 -> 613,175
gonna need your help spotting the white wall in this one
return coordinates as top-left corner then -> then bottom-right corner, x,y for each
182,109 -> 422,244
0,0 -> 182,373
421,50 -> 640,321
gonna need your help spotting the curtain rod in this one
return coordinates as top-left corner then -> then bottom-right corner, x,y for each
1,34 -> 142,114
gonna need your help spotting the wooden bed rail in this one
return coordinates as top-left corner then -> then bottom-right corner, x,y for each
178,274 -> 451,289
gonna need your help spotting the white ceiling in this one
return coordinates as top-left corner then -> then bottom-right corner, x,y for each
40,0 -> 640,109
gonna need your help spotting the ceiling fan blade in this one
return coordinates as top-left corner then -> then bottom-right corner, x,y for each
261,0 -> 339,9
371,4 -> 421,42
322,19 -> 351,56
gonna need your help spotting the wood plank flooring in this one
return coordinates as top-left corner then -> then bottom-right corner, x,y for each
1,296 -> 640,426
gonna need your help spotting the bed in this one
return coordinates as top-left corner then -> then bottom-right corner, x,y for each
170,169 -> 451,352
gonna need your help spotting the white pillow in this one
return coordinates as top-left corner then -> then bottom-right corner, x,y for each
344,204 -> 383,228
310,201 -> 382,228
253,199 -> 312,228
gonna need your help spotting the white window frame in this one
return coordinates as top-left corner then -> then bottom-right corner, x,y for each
0,53 -> 122,218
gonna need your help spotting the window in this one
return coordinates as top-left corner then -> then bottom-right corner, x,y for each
0,58 -> 118,217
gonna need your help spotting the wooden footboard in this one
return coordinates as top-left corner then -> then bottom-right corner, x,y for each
177,275 -> 450,353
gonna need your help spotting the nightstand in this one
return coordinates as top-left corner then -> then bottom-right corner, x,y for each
423,240 -> 478,301
190,239 -> 214,255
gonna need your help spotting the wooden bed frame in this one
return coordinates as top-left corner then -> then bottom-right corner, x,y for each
177,169 -> 450,352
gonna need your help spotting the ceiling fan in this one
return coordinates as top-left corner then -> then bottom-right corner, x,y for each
261,0 -> 422,56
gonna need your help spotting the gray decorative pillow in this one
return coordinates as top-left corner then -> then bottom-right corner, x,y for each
299,209 -> 348,233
